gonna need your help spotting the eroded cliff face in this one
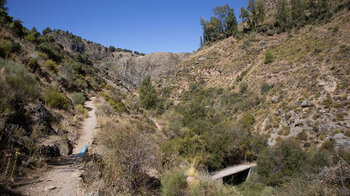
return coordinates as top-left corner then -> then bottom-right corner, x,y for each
104,52 -> 190,89
49,30 -> 190,90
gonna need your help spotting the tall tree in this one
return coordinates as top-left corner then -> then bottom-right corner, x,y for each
276,0 -> 290,30
240,6 -> 250,29
247,0 -> 257,28
138,75 -> 157,110
290,0 -> 305,23
225,9 -> 238,36
213,4 -> 238,37
0,0 -> 7,10
256,0 -> 266,25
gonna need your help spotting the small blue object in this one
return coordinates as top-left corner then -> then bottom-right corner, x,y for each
77,145 -> 88,159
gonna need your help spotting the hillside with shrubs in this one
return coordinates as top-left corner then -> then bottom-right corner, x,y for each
1,0 -> 350,195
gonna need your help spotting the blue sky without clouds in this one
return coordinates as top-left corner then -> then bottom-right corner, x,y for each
7,0 -> 248,54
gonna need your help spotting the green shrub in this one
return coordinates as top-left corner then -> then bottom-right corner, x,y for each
257,139 -> 307,186
24,34 -> 36,43
44,59 -> 58,73
0,58 -> 40,115
0,39 -> 21,59
28,58 -> 39,70
37,43 -> 62,62
264,51 -> 274,64
161,170 -> 188,196
42,27 -> 52,35
240,113 -> 255,128
0,39 -> 11,58
44,89 -> 69,109
298,130 -> 308,140
75,104 -> 88,118
107,99 -> 125,113
188,179 -> 239,196
239,81 -> 248,93
139,75 -> 158,109
260,82 -> 274,94
70,92 -> 85,105
11,20 -> 25,37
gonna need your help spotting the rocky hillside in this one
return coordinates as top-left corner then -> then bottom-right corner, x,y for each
48,30 -> 189,90
158,10 -> 350,148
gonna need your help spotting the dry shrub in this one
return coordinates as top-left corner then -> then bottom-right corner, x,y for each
318,159 -> 350,188
98,119 -> 161,195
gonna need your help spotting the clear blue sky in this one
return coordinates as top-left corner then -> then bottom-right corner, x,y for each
7,0 -> 248,54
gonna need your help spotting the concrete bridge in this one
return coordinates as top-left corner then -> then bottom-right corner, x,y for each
211,163 -> 257,181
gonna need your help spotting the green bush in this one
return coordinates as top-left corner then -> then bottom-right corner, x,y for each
24,34 -> 36,43
75,104 -> 88,118
107,99 -> 125,113
257,139 -> 330,186
257,139 -> 306,186
44,59 -> 58,73
28,58 -> 39,70
239,81 -> 248,93
260,82 -> 274,94
37,43 -> 62,62
11,20 -> 25,37
240,113 -> 255,128
70,92 -> 85,105
0,58 -> 40,115
161,170 -> 188,196
44,89 -> 69,109
0,39 -> 11,58
188,179 -> 239,196
42,27 -> 52,35
0,39 -> 21,59
264,51 -> 274,64
139,75 -> 158,109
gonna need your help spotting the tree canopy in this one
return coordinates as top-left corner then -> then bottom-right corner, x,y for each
200,4 -> 237,44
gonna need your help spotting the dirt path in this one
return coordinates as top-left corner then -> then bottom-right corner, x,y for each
73,97 -> 97,154
15,97 -> 98,196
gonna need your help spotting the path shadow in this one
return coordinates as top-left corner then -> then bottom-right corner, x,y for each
86,107 -> 93,112
46,155 -> 79,166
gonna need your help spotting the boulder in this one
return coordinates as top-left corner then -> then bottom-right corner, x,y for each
57,140 -> 73,156
198,57 -> 207,61
301,101 -> 313,107
271,96 -> 278,103
331,133 -> 350,150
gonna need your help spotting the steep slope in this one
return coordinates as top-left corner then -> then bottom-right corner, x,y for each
159,10 -> 350,148
48,30 -> 190,89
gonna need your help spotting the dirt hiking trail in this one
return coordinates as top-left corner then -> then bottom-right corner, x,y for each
15,97 -> 98,196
